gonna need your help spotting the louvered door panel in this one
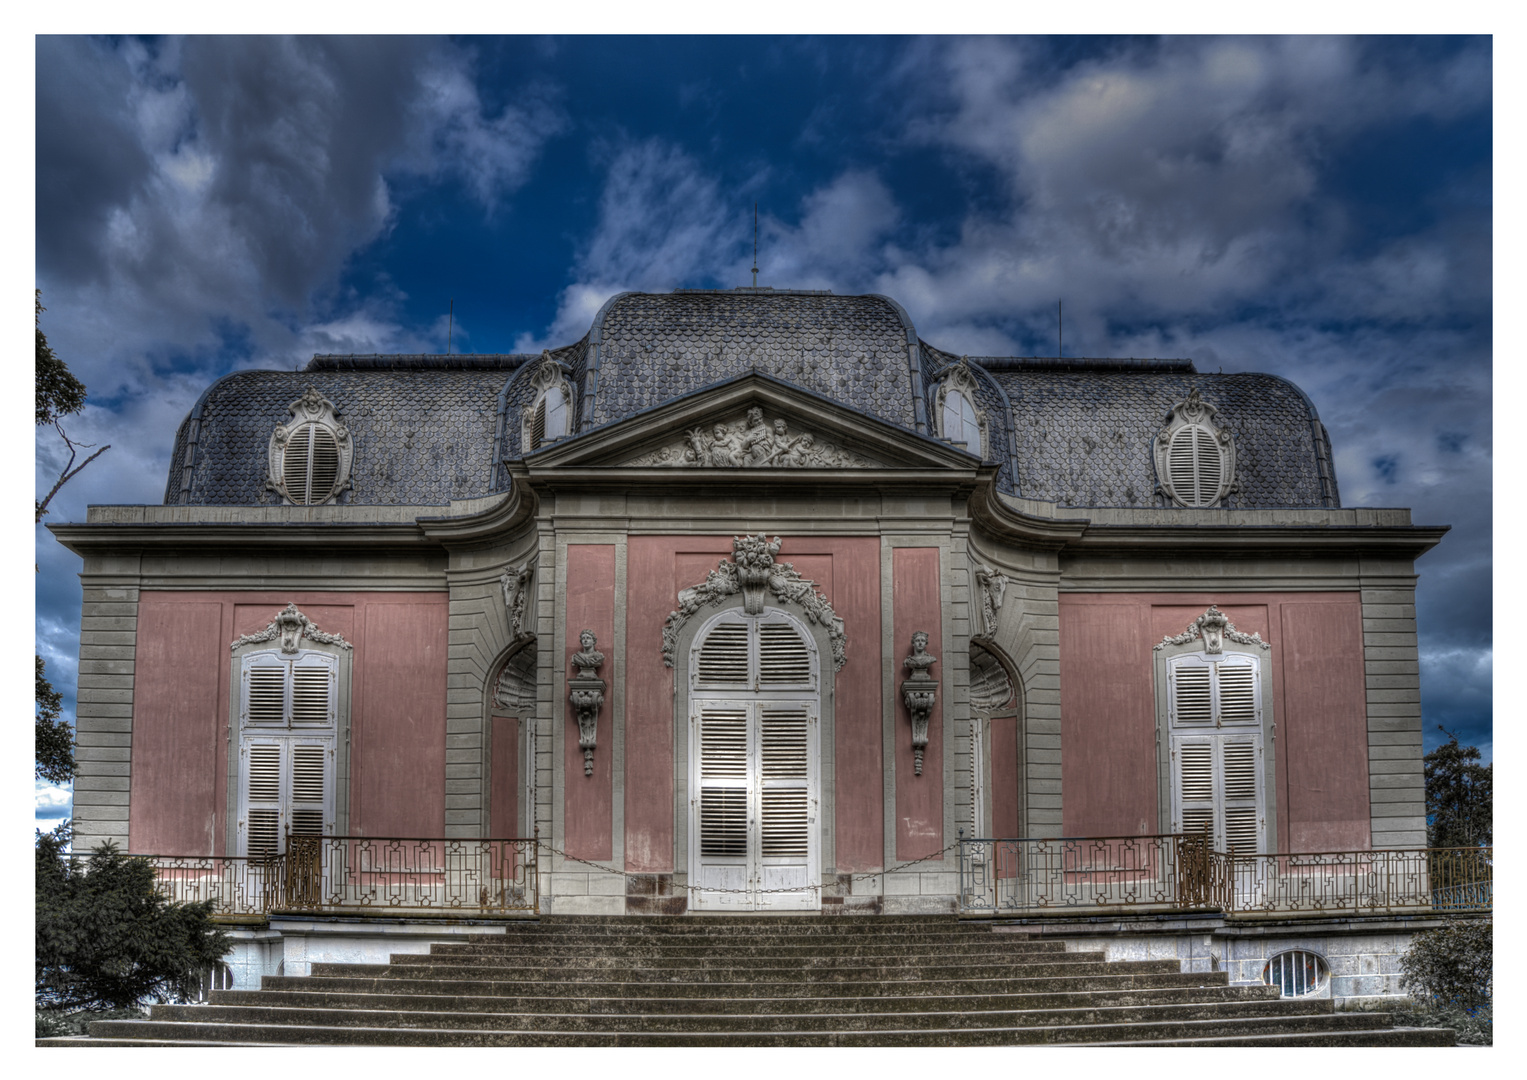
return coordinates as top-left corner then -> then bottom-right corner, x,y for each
245,663 -> 287,726
289,744 -> 329,837
243,742 -> 283,859
1224,807 -> 1260,856
699,708 -> 748,778
1220,735 -> 1263,854
1171,660 -> 1213,725
761,790 -> 809,857
1173,736 -> 1216,842
697,706 -> 749,859
758,621 -> 812,686
696,622 -> 750,686
761,708 -> 809,779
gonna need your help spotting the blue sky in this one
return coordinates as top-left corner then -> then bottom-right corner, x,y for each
34,34 -> 1493,831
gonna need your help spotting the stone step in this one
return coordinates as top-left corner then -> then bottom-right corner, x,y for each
84,1011 -> 1409,1047
1084,1026 -> 1458,1047
432,936 -> 1071,955
140,996 -> 1329,1034
309,957 -> 1174,984
256,969 -> 1232,999
374,949 -> 1113,973
210,982 -> 1280,1016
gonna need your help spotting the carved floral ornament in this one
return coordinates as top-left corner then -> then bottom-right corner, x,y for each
230,603 -> 352,655
661,534 -> 847,670
626,407 -> 876,469
1154,606 -> 1269,654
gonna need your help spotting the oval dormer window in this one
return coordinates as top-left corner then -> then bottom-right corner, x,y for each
935,362 -> 987,458
267,388 -> 352,507
1154,389 -> 1236,509
523,351 -> 574,452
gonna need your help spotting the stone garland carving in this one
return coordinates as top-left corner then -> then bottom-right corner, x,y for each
230,603 -> 352,655
627,406 -> 876,469
1154,605 -> 1270,654
900,632 -> 938,776
500,558 -> 535,640
568,630 -> 606,777
973,561 -> 1008,638
661,534 -> 847,671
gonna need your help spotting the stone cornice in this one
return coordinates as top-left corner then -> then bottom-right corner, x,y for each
1067,523 -> 1450,560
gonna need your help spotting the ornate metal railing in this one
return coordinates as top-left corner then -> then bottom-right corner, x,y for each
958,834 -> 1491,918
958,833 -> 1218,915
143,854 -> 284,918
1213,845 -> 1492,917
144,836 -> 538,918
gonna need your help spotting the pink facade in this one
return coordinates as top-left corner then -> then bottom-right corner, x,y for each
893,547 -> 943,860
564,545 -> 616,861
1059,593 -> 1370,851
128,591 -> 446,855
489,715 -> 518,838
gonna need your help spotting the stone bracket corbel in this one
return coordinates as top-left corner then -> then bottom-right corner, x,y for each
900,631 -> 938,777
568,630 -> 606,777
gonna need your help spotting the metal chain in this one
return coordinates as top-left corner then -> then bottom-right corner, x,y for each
535,838 -> 963,896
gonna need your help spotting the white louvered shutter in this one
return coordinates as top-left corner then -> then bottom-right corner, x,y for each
1216,655 -> 1258,726
291,654 -> 335,727
1168,424 -> 1225,506
1169,650 -> 1267,855
243,742 -> 283,859
530,400 -> 546,450
244,653 -> 287,727
1173,735 -> 1217,842
1170,657 -> 1214,726
697,706 -> 748,858
1220,736 -> 1263,855
283,424 -> 312,504
695,620 -> 750,688
288,741 -> 332,839
758,620 -> 813,688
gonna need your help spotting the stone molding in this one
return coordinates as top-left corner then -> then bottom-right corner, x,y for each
1154,605 -> 1270,654
229,603 -> 352,654
661,534 -> 847,670
625,406 -> 878,469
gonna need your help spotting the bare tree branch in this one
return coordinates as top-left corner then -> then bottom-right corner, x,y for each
36,421 -> 109,523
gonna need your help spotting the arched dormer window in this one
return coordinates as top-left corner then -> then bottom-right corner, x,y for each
267,387 -> 352,506
1154,389 -> 1237,508
935,361 -> 987,458
523,351 -> 574,452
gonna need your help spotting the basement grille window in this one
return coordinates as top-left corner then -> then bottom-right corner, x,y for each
1264,950 -> 1327,997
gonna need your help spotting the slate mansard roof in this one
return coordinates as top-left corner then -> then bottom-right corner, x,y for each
164,288 -> 1340,509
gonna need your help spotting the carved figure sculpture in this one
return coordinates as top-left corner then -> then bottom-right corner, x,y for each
901,631 -> 938,776
628,410 -> 874,469
500,559 -> 534,640
974,562 -> 1008,638
568,629 -> 607,776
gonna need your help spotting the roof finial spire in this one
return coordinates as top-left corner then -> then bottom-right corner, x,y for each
752,203 -> 759,289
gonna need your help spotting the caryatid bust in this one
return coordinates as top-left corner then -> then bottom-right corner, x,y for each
901,631 -> 938,776
568,629 -> 607,776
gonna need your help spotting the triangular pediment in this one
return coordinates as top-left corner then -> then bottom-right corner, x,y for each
524,372 -> 981,472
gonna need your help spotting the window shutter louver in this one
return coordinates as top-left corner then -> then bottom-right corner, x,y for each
698,705 -> 749,858
696,622 -> 750,685
758,622 -> 812,686
760,706 -> 811,859
761,789 -> 809,857
1216,661 -> 1257,724
291,662 -> 333,727
761,707 -> 809,779
1195,427 -> 1222,495
1168,427 -> 1199,505
283,425 -> 312,504
531,400 -> 546,450
1221,736 -> 1262,855
1172,661 -> 1213,725
245,664 -> 286,726
699,707 -> 748,778
308,426 -> 339,502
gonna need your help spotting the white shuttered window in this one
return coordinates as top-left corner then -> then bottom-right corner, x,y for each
238,650 -> 337,857
1168,652 -> 1266,855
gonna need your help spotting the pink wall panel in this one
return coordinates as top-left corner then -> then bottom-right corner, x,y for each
1058,603 -> 1157,837
351,600 -> 448,837
990,717 -> 1022,842
564,545 -> 616,861
490,716 -> 518,838
1280,601 -> 1371,852
130,592 -> 447,851
130,600 -> 225,855
626,537 -> 732,872
1059,593 -> 1370,852
893,547 -> 943,860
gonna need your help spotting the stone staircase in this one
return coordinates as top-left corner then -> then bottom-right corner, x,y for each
44,915 -> 1454,1046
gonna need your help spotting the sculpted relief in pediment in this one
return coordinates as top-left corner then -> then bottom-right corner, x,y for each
624,407 -> 879,469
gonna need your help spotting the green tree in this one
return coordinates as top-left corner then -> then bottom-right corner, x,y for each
36,289 -> 110,784
1425,727 -> 1492,849
36,823 -> 231,1013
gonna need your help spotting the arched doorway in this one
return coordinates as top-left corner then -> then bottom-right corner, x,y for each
687,607 -> 821,911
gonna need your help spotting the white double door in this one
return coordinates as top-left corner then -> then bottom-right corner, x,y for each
688,699 -> 820,911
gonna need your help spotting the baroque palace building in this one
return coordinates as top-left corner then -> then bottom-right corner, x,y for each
52,287 -> 1449,996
